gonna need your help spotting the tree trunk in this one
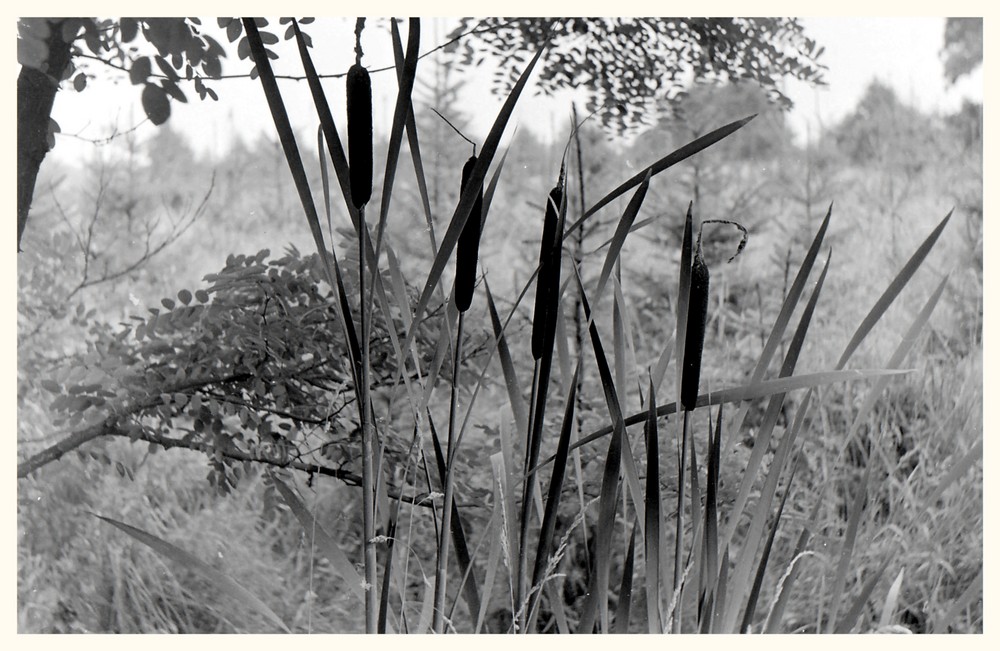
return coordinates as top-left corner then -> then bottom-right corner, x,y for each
18,19 -> 73,252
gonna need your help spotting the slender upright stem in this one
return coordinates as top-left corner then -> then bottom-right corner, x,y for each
673,408 -> 691,632
432,311 -> 465,633
358,205 -> 378,633
516,360 -> 542,630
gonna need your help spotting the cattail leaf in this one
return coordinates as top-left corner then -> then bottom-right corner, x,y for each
485,279 -> 528,436
406,42 -> 548,358
574,269 -> 628,633
845,276 -> 949,443
593,171 -> 651,307
91,513 -> 290,632
269,475 -> 365,604
565,115 -> 756,240
374,18 -> 420,263
389,23 -> 436,254
827,459 -> 875,632
455,155 -> 484,312
738,460 -> 797,633
718,253 -> 831,609
428,415 -> 483,628
526,364 -> 581,626
243,21 -> 332,284
292,20 -> 357,230
835,210 -> 952,369
541,368 -> 910,467
476,486 -> 504,633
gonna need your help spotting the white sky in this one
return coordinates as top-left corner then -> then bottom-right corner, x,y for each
43,16 -> 983,167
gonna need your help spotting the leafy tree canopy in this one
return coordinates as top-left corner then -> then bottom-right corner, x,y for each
942,17 -> 983,85
442,17 -> 827,133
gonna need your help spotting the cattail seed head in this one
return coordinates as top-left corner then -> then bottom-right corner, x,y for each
531,182 -> 564,360
346,63 -> 372,209
455,155 -> 483,312
681,243 -> 710,411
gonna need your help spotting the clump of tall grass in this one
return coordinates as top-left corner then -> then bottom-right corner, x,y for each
50,17 -> 977,634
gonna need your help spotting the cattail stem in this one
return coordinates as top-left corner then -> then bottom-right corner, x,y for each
357,204 -> 378,633
516,359 -> 543,629
673,408 -> 691,632
432,311 -> 465,633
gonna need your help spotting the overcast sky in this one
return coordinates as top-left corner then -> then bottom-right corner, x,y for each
44,16 -> 982,166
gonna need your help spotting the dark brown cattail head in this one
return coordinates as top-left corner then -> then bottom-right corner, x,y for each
681,241 -> 710,411
531,181 -> 564,360
346,63 -> 372,209
455,155 -> 483,312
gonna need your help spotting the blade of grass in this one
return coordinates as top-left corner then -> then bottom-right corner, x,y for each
763,495 -> 823,633
932,565 -> 982,633
878,567 -> 905,630
92,512 -> 290,632
925,438 -> 983,507
834,556 -> 890,633
613,523 -> 638,633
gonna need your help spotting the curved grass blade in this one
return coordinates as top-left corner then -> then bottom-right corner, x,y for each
540,368 -> 910,468
92,513 -> 290,632
565,115 -> 757,239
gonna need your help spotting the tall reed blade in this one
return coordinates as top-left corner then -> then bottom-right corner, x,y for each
573,269 -> 629,633
613,523 -> 638,633
526,365 -> 581,628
